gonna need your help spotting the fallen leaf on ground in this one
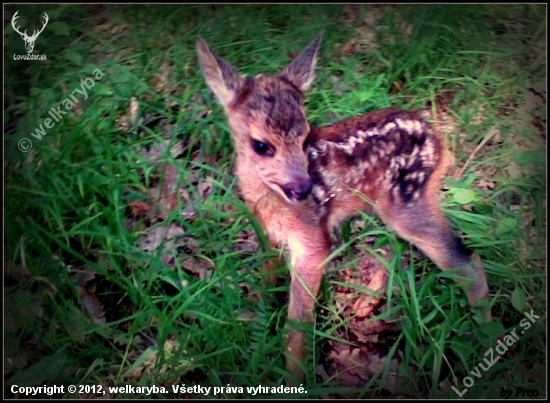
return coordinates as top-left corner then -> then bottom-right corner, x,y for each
77,285 -> 106,325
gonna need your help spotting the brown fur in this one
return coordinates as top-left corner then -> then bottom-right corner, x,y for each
196,32 -> 491,384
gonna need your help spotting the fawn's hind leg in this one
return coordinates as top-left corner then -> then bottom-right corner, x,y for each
381,198 -> 490,318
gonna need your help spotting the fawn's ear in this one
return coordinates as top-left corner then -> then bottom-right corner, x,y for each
196,37 -> 243,108
278,30 -> 324,93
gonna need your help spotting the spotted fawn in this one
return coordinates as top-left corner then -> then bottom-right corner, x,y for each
196,31 -> 491,383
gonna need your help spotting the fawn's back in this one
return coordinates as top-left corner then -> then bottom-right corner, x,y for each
308,108 -> 452,230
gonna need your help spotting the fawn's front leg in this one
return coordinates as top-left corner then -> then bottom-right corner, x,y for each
284,223 -> 331,384
261,242 -> 286,289
253,200 -> 331,382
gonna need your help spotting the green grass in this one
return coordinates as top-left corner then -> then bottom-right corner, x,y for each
4,4 -> 546,399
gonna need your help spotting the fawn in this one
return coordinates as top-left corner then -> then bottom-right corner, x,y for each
196,31 -> 491,383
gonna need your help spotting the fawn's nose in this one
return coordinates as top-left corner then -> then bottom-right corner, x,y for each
282,177 -> 313,201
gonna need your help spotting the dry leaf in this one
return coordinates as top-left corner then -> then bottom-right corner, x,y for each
506,161 -> 522,179
137,224 -> 186,253
4,263 -> 31,282
117,97 -> 140,132
181,257 -> 213,280
152,61 -> 173,94
77,285 -> 106,325
67,264 -> 98,287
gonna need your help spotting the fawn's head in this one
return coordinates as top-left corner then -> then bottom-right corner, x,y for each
196,32 -> 323,203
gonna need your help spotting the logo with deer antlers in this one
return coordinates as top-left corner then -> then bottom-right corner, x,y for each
12,11 -> 49,54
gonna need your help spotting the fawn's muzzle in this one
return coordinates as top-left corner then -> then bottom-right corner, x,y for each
282,177 -> 313,201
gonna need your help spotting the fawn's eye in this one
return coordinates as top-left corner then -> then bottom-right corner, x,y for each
302,135 -> 310,151
251,139 -> 274,157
